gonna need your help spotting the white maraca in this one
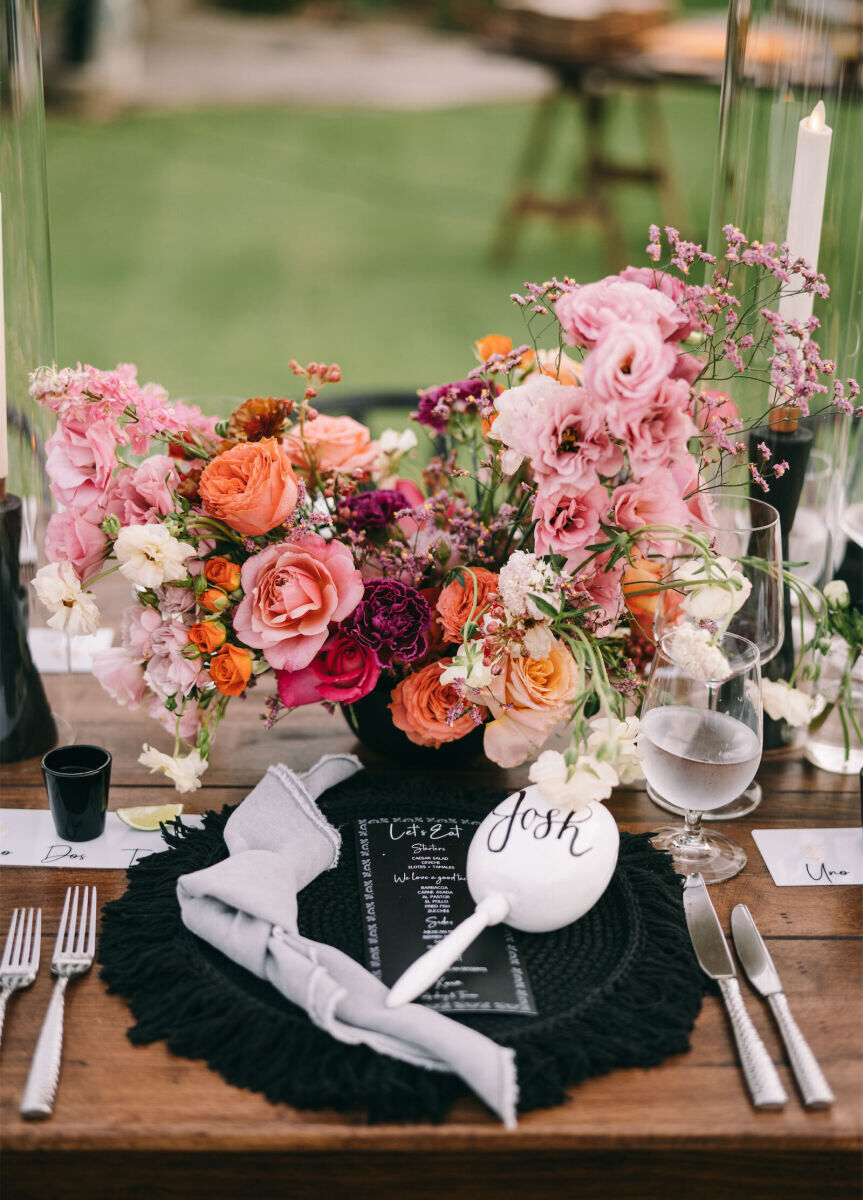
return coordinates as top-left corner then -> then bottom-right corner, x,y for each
385,784 -> 620,1008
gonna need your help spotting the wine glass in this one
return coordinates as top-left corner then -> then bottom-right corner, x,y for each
640,631 -> 762,884
649,493 -> 781,820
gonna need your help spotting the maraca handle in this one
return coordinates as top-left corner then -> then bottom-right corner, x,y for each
386,894 -> 510,1008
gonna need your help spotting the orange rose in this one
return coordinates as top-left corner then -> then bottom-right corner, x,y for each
199,438 -> 298,536
284,414 -> 378,477
436,568 -> 499,641
204,556 -> 242,592
390,659 -> 485,748
210,644 -> 253,696
483,638 -> 579,768
199,587 -> 229,613
188,621 -> 227,654
622,550 -> 664,640
474,334 -> 536,372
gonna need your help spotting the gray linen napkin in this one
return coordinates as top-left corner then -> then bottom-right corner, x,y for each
176,753 -> 518,1127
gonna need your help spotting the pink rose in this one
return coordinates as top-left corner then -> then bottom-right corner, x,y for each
284,415 -> 379,476
490,375 -> 561,474
45,506 -> 108,581
276,631 -> 380,708
619,266 -> 695,340
144,619 -> 206,698
45,417 -> 120,507
122,605 -> 164,662
91,647 -> 147,709
112,456 -> 179,525
556,278 -> 688,348
623,378 -> 695,478
612,469 -> 691,553
530,385 -> 624,486
582,322 -> 676,437
233,534 -> 364,672
533,478 -> 610,567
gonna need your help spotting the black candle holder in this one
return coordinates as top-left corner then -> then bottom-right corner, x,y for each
0,493 -> 57,762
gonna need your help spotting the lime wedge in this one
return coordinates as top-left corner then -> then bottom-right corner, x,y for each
116,803 -> 184,831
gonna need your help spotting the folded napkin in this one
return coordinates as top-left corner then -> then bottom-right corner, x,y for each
176,754 -> 517,1127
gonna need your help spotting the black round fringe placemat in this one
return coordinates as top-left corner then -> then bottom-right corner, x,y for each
99,772 -> 706,1123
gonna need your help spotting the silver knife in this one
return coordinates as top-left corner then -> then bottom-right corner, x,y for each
731,904 -> 835,1109
683,874 -> 787,1109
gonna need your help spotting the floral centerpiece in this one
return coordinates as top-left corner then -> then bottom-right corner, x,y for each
31,226 -> 859,796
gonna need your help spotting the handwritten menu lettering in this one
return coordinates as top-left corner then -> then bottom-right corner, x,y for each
356,817 -> 536,1014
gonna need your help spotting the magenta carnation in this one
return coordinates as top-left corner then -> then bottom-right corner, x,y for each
341,579 -> 431,667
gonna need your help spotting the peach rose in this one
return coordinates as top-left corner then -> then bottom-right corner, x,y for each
199,438 -> 298,536
210,644 -> 253,696
232,533 -> 364,671
436,567 -> 499,641
483,639 -> 579,768
284,415 -> 378,476
390,658 -> 485,748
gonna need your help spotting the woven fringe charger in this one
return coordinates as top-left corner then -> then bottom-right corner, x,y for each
99,772 -> 707,1123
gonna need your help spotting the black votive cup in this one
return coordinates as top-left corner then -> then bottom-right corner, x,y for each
41,745 -> 112,842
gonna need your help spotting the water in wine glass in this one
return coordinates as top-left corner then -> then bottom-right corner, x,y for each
640,706 -> 762,812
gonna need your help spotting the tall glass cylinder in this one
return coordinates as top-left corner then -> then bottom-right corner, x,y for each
708,0 -> 863,588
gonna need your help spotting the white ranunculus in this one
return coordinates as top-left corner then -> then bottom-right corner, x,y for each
439,641 -> 493,691
529,750 -> 618,810
587,715 -> 644,784
761,680 -> 818,727
138,744 -> 207,793
523,622 -> 555,660
676,555 -> 752,623
667,623 -> 732,682
115,524 -> 195,588
823,579 -> 850,610
31,560 -> 101,636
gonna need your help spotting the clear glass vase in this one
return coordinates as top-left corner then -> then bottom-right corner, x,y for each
804,640 -> 863,776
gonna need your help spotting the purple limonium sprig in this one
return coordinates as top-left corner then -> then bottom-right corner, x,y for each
414,379 -> 495,432
341,579 -> 431,667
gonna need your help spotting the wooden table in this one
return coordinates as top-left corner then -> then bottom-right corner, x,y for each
1,675 -> 861,1199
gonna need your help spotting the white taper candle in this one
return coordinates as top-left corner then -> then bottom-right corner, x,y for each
779,101 -> 833,326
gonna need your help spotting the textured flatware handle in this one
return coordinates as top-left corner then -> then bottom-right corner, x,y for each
20,977 -> 68,1119
718,977 -> 787,1110
0,988 -> 10,1048
769,992 -> 835,1109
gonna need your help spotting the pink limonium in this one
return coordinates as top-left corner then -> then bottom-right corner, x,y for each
612,468 -> 691,553
44,416 -> 121,508
529,384 -> 624,486
555,277 -> 690,348
581,322 -> 677,437
533,478 -> 610,567
622,378 -> 695,479
44,505 -> 110,581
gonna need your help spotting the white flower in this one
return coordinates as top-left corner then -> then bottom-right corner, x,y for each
676,555 -> 752,623
498,550 -> 561,621
370,427 -> 417,485
115,524 -> 195,588
823,579 -> 850,609
529,750 -> 618,810
31,561 -> 101,636
523,622 -> 555,660
761,679 -> 818,726
439,641 -> 493,691
587,715 -> 644,784
138,744 -> 207,793
667,623 -> 732,682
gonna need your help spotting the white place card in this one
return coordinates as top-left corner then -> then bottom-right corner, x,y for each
0,809 -> 202,870
752,827 -> 863,887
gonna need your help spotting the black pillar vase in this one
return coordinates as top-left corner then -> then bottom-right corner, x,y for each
749,421 -> 814,750
341,678 -> 485,766
0,494 -> 57,762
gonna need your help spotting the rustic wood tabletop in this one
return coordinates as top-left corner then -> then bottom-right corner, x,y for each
1,673 -> 860,1200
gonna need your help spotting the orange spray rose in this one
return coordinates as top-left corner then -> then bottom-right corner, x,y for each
210,644 -> 253,696
188,621 -> 227,654
204,556 -> 242,592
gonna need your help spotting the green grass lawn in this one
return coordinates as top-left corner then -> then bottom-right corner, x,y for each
47,87 -> 719,414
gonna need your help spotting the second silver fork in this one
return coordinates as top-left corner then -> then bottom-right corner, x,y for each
0,908 -> 41,1047
20,886 -> 97,1120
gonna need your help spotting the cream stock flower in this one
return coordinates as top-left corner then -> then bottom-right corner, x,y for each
138,744 -> 207,793
31,560 -> 101,636
587,715 -> 644,784
528,750 -> 618,810
667,623 -> 731,682
115,524 -> 196,588
761,679 -> 818,727
676,555 -> 752,623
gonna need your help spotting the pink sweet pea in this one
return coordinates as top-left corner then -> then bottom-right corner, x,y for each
122,605 -> 164,662
612,469 -> 692,552
582,322 -> 677,438
276,632 -> 380,708
45,417 -> 120,507
45,507 -> 109,581
530,385 -> 624,486
533,478 -> 610,567
556,278 -> 689,348
91,648 -> 147,709
623,378 -> 695,478
232,534 -> 364,672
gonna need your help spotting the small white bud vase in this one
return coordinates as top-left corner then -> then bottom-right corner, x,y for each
386,786 -> 619,1007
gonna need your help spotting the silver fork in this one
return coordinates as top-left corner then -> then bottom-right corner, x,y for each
0,908 -> 41,1046
20,886 -> 96,1119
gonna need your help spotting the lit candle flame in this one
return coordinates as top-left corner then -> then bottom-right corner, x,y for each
806,100 -> 827,132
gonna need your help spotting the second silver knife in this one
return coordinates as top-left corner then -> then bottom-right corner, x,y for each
731,904 -> 835,1109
